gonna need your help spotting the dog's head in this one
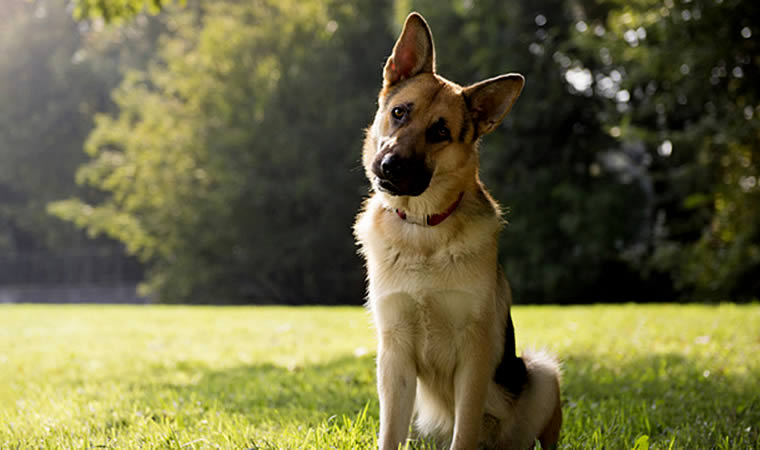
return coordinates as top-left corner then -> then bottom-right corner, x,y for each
364,13 -> 524,202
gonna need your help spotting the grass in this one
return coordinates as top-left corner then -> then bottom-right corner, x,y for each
0,304 -> 758,449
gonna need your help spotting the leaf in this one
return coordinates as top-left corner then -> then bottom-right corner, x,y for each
683,193 -> 711,210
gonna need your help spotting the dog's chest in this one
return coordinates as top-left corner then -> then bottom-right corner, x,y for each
368,248 -> 498,373
374,285 -> 487,367
412,290 -> 484,373
366,226 -> 498,300
357,201 -> 501,367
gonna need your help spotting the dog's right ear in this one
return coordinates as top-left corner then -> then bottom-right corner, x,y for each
383,12 -> 435,87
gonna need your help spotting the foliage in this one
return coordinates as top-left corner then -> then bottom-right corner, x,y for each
0,0 -> 101,253
573,0 -> 760,299
0,0 -> 169,285
0,0 -> 150,260
1,304 -> 759,448
72,0 -> 180,23
52,0 -> 391,303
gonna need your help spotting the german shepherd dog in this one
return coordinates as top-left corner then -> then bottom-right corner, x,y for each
354,12 -> 562,450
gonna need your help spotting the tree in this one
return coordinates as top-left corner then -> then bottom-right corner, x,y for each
0,0 -> 166,286
52,0 -> 394,303
573,0 -> 760,299
0,0 -> 131,255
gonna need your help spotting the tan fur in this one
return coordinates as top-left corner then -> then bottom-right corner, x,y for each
354,12 -> 561,450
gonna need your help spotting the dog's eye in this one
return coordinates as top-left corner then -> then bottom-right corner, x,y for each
391,106 -> 406,121
436,126 -> 450,139
426,120 -> 451,143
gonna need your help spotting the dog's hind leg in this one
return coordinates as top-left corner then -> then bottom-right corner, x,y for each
494,350 -> 562,449
523,350 -> 562,449
537,388 -> 562,449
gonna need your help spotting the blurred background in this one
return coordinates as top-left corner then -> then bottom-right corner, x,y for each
0,0 -> 757,305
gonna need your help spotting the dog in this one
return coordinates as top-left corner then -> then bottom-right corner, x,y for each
353,12 -> 562,450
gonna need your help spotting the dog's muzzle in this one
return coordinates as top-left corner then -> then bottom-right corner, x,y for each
372,152 -> 432,197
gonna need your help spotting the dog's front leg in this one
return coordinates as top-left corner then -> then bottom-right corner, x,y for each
377,333 -> 416,450
450,330 -> 492,450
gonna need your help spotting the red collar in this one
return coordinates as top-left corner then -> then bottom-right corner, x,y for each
395,192 -> 464,226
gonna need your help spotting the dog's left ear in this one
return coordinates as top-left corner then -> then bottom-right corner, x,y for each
464,74 -> 525,136
384,12 -> 435,86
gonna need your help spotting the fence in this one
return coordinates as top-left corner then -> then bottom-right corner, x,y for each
0,247 -> 146,303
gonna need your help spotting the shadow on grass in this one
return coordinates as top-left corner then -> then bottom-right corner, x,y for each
559,352 -> 760,447
133,351 -> 758,447
138,354 -> 378,426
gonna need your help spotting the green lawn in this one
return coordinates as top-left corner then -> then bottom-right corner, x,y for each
1,304 -> 758,449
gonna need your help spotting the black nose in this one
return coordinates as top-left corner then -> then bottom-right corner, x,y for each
374,152 -> 432,197
380,153 -> 404,181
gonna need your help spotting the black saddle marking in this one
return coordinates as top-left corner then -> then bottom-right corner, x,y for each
493,310 -> 527,396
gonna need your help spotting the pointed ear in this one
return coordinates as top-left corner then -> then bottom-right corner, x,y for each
464,74 -> 525,136
383,12 -> 435,86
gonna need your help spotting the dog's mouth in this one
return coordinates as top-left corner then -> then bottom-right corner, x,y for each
374,175 -> 430,197
375,177 -> 403,196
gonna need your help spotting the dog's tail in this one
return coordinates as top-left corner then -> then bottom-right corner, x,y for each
510,349 -> 562,449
